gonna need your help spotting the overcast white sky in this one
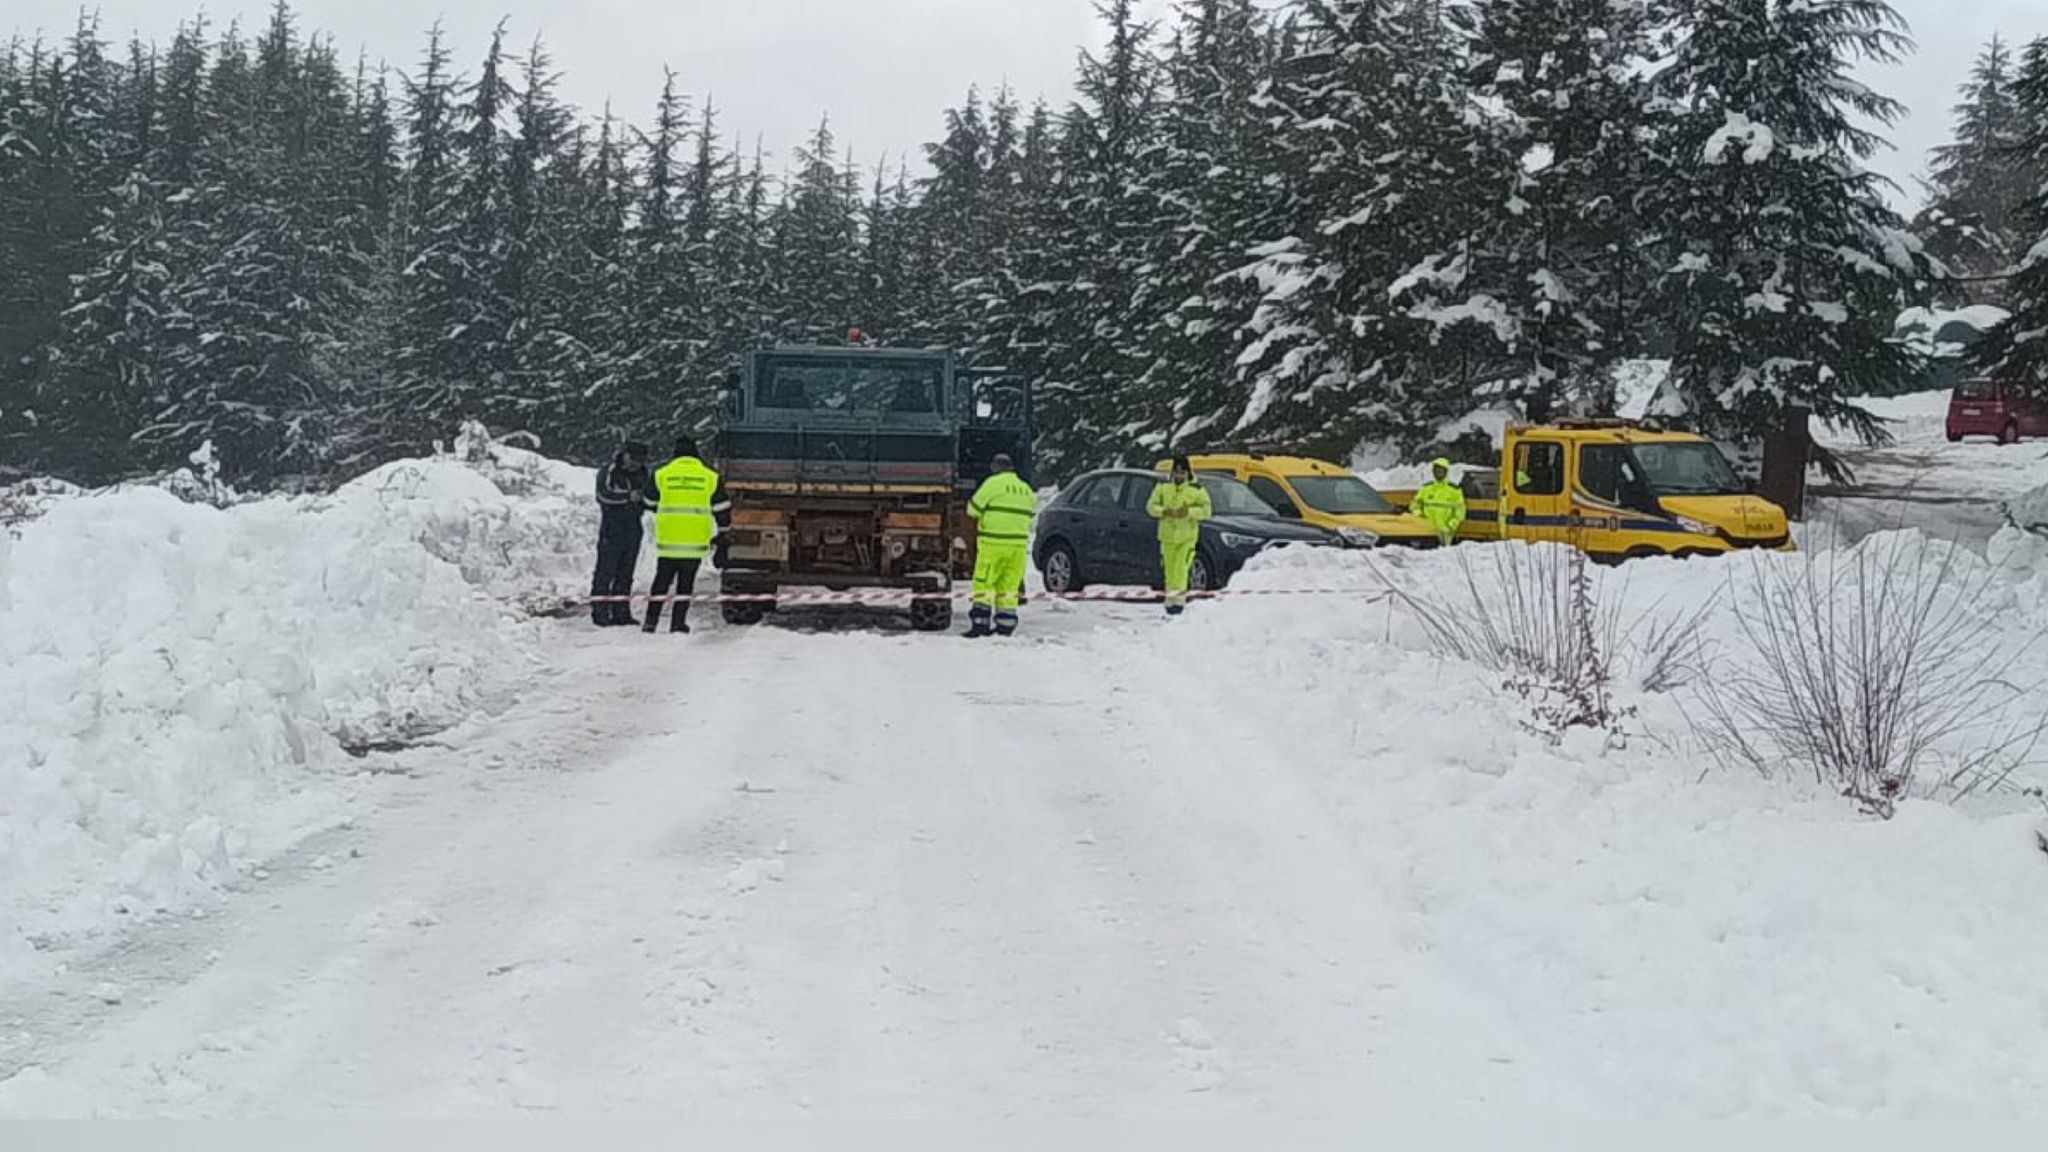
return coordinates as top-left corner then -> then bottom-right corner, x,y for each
8,1 -> 2044,205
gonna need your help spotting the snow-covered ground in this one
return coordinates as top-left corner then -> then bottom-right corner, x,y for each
5,433 -> 2048,1117
1813,390 -> 2048,550
0,438 -> 597,985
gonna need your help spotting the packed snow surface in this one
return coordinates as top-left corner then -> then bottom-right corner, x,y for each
5,434 -> 2048,1117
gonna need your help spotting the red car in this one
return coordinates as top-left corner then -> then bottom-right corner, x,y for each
1946,378 -> 2048,444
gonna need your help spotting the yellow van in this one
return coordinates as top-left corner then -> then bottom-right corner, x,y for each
1163,452 -> 1444,548
1382,421 -> 1795,560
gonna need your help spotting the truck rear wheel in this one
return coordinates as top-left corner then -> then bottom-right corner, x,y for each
722,601 -> 766,626
910,595 -> 954,633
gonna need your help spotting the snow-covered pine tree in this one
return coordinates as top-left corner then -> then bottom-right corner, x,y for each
978,100 -> 1067,419
140,5 -> 371,481
499,36 -> 578,438
50,167 -> 171,483
1033,0 -> 1162,471
1645,0 -> 1922,445
910,87 -> 996,349
1441,0 -> 1667,422
708,137 -> 777,373
1915,35 -> 2035,294
444,23 -> 517,428
1122,0 -> 1278,457
859,157 -> 921,343
1974,37 -> 2048,394
5,16 -> 124,478
769,117 -> 865,345
549,106 -> 640,451
624,71 -> 714,437
955,86 -> 1033,368
1233,0 -> 1491,459
327,56 -> 403,470
384,23 -> 469,449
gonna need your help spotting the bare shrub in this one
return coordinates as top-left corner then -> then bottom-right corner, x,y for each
1694,533 -> 2048,818
1384,542 -> 1712,739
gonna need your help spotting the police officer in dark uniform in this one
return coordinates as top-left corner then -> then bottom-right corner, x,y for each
591,440 -> 654,626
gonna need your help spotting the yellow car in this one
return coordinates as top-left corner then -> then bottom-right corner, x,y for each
1162,452 -> 1444,548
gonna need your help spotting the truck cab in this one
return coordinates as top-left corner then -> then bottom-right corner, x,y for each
714,345 -> 1032,629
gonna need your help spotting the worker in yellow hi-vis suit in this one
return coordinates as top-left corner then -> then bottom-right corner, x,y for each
1411,457 -> 1467,546
1147,455 -> 1213,616
965,453 -> 1035,638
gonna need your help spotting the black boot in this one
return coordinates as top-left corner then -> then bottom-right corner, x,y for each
962,604 -> 993,638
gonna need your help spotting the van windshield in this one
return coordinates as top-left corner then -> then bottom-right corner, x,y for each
1289,475 -> 1396,515
1630,442 -> 1747,497
1198,475 -> 1282,517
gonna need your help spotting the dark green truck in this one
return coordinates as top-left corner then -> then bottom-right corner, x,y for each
713,345 -> 1032,631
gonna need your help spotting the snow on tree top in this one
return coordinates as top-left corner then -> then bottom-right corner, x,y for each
1704,112 -> 1776,165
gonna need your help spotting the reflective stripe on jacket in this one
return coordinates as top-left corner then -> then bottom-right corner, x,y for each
1412,480 -> 1467,540
653,456 -> 727,559
1146,479 -> 1212,546
968,470 -> 1037,546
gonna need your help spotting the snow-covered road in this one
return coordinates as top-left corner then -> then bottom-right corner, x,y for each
0,610 -> 1581,1116
8,423 -> 2048,1117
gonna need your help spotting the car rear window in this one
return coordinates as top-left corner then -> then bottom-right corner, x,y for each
1955,380 -> 1998,400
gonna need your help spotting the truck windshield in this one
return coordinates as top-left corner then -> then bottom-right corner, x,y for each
1199,475 -> 1282,517
759,356 -> 944,414
1289,475 -> 1396,515
1630,442 -> 1746,496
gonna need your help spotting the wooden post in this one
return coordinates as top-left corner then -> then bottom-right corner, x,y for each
1759,405 -> 1812,520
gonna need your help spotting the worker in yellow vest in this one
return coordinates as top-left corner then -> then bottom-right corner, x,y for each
644,435 -> 731,634
964,453 -> 1036,638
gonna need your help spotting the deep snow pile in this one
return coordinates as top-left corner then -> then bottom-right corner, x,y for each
2008,480 -> 2048,536
1183,540 -> 2048,1112
0,440 -> 595,982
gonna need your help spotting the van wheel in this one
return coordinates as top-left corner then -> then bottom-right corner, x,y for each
2000,421 -> 2021,445
1623,546 -> 1666,563
721,602 -> 766,626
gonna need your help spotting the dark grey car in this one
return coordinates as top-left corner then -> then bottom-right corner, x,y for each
1033,469 -> 1344,594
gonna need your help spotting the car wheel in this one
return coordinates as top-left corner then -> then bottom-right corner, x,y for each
1041,540 -> 1084,594
1946,429 -> 1962,443
2000,421 -> 2021,445
1190,549 -> 1217,593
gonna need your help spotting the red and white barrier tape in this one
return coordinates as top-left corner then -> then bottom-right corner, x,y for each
505,586 -> 1390,609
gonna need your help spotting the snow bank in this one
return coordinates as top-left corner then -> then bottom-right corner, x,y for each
0,443 -> 592,980
1163,539 -> 2048,1113
2005,479 -> 2048,534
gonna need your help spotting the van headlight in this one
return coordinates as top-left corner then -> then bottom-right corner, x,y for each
1676,516 -> 1717,536
1336,527 -> 1379,548
1219,532 -> 1265,552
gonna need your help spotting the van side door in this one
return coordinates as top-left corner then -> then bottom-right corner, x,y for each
1503,438 -> 1569,544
